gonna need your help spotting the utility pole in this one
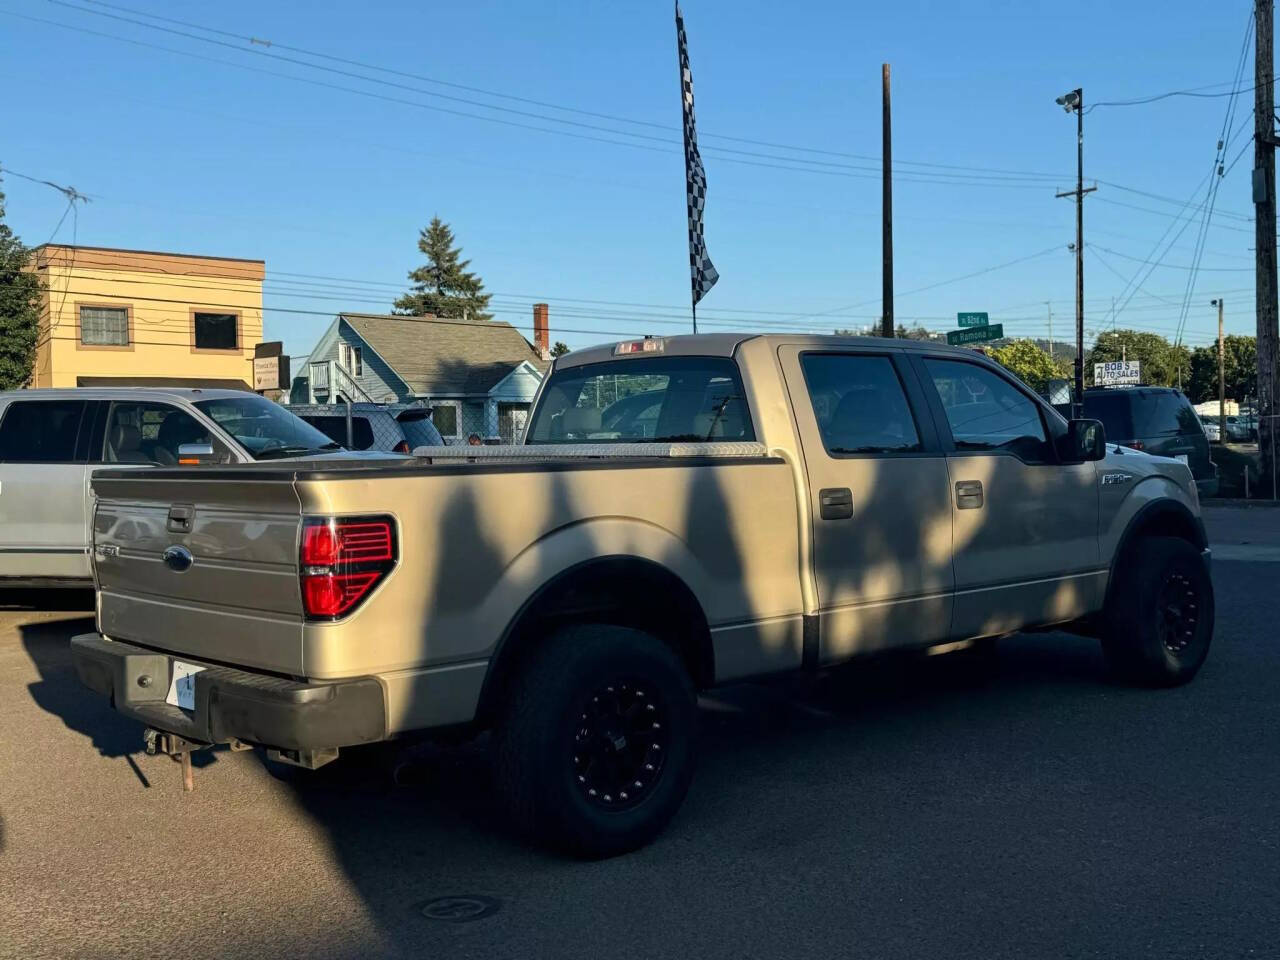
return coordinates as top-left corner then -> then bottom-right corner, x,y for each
1255,0 -> 1279,497
881,63 -> 894,338
1212,299 -> 1226,439
1055,88 -> 1096,419
1045,301 -> 1053,361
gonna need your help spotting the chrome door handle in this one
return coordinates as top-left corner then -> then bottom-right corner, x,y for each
955,480 -> 984,510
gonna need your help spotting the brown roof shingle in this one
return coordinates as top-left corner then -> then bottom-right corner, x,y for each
340,313 -> 549,396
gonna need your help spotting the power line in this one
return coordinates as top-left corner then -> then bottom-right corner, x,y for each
31,3 -> 1064,190
70,0 -> 1076,181
1173,9 -> 1255,347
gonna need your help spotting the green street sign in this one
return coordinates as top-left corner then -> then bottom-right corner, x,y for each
957,311 -> 989,327
947,323 -> 1004,346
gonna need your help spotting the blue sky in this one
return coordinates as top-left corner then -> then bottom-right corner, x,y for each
0,0 -> 1264,362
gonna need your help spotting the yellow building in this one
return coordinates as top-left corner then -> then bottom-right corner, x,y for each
30,245 -> 264,389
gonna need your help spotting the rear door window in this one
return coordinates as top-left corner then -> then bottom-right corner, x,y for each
799,353 -> 922,454
0,400 -> 88,463
526,356 -> 754,443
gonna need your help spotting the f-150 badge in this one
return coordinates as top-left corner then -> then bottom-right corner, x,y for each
1101,473 -> 1132,485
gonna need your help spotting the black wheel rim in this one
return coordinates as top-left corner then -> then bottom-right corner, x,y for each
1156,570 -> 1199,655
571,679 -> 669,811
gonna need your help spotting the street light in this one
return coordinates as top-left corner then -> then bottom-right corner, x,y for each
1211,298 -> 1225,439
1055,87 -> 1086,419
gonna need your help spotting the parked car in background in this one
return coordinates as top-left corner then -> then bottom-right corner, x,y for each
289,403 -> 445,453
76,335 -> 1214,856
0,388 -> 393,587
1201,417 -> 1221,443
1058,386 -> 1218,497
1224,414 -> 1258,443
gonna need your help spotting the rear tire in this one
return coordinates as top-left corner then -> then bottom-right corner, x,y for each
1102,536 -> 1214,687
493,624 -> 697,858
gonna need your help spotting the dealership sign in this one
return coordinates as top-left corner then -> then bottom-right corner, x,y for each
1093,360 -> 1141,387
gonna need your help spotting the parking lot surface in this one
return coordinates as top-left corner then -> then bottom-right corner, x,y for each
2,506 -> 1278,959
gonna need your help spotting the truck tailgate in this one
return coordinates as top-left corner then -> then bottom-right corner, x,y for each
92,472 -> 305,675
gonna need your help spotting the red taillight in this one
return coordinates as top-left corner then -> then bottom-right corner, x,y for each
393,440 -> 410,453
300,516 -> 396,619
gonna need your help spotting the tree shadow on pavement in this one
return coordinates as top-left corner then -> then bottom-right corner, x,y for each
271,628 -> 1117,954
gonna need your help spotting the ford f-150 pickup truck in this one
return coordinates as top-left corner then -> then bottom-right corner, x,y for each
71,334 -> 1214,856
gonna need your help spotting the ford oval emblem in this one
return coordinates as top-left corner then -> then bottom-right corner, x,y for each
163,545 -> 194,572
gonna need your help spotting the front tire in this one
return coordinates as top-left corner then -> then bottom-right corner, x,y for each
493,624 -> 697,858
1102,536 -> 1214,687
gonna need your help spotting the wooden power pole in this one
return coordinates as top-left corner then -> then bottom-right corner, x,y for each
1256,0 -> 1279,497
881,63 -> 894,339
1213,298 -> 1225,439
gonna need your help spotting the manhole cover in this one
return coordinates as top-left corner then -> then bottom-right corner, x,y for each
419,895 -> 501,923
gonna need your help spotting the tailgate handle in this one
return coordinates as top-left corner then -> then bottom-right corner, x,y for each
166,504 -> 195,533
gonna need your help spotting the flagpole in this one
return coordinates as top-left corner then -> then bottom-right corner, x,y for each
677,2 -> 715,336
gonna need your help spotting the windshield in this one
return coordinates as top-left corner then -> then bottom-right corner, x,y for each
194,396 -> 341,460
525,356 -> 754,444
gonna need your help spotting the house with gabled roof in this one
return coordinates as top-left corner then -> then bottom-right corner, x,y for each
292,306 -> 551,443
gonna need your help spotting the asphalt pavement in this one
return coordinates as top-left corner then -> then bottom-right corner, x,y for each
2,506 -> 1278,959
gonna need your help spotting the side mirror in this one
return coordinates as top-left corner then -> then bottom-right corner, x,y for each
177,442 -> 216,466
1058,419 -> 1106,463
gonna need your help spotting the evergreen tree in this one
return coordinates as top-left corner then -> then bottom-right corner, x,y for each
393,217 -> 492,321
0,176 -> 41,389
550,341 -> 571,358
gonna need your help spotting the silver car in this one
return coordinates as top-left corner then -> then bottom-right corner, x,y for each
0,388 -> 391,587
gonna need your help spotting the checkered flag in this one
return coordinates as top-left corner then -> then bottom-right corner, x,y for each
676,3 -> 718,309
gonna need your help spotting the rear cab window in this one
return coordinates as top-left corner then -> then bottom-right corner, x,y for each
526,355 -> 754,444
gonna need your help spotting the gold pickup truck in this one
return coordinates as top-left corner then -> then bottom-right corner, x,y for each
71,334 -> 1213,856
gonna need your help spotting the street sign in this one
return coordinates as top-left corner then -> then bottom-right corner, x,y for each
957,311 -> 989,328
1093,360 -> 1140,387
946,323 -> 1003,346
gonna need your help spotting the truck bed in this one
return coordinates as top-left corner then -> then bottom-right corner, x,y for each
90,444 -> 806,733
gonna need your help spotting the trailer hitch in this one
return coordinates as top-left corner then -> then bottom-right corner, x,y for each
143,728 -> 215,792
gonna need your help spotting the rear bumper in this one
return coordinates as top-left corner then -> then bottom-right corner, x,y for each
70,633 -> 387,751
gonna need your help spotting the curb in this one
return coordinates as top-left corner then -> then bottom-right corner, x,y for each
1202,498 -> 1280,508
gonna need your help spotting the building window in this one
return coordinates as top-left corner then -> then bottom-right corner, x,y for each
339,342 -> 363,376
193,312 -> 239,350
80,306 -> 129,346
429,401 -> 460,440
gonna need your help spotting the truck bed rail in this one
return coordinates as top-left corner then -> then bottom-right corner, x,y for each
414,442 -> 770,461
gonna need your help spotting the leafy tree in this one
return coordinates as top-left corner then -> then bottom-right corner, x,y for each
0,176 -> 41,389
393,217 -> 492,320
550,341 -> 570,358
989,339 -> 1067,393
1087,329 -> 1190,389
894,323 -> 934,341
1187,335 -> 1257,404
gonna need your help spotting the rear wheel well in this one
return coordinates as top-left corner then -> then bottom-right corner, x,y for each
475,558 -> 713,728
